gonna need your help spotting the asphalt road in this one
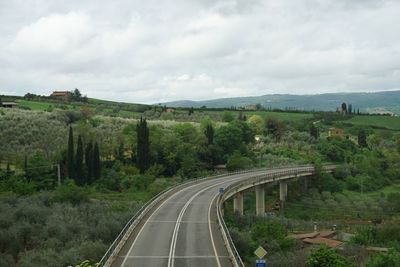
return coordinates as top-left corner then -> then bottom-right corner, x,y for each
111,168 -> 291,267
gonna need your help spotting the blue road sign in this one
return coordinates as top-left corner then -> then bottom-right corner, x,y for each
255,259 -> 266,267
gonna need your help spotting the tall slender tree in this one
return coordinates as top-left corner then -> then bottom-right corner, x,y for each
358,129 -> 368,148
136,117 -> 150,173
341,102 -> 347,114
85,141 -> 93,184
75,135 -> 84,185
205,124 -> 214,145
310,123 -> 319,139
67,126 -> 74,179
93,142 -> 101,181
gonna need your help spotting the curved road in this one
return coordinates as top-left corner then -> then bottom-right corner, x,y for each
111,168 -> 301,267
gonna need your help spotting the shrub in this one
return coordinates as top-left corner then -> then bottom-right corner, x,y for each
52,181 -> 89,205
366,250 -> 400,267
306,246 -> 355,267
226,153 -> 253,171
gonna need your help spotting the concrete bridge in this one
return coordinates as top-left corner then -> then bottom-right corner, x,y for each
99,165 -> 334,267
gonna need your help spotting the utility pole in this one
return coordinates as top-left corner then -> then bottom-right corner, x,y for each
57,164 -> 61,186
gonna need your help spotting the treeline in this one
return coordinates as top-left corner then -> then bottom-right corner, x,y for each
65,126 -> 101,185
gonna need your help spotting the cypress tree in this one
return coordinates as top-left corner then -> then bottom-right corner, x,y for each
67,126 -> 74,179
358,129 -> 368,148
75,135 -> 84,185
85,142 -> 93,184
6,162 -> 11,177
310,123 -> 319,139
205,124 -> 214,145
136,117 -> 150,173
93,142 -> 101,180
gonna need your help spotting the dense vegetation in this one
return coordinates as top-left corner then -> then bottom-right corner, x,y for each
1,95 -> 400,266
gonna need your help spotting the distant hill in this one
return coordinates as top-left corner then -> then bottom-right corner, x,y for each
160,90 -> 400,115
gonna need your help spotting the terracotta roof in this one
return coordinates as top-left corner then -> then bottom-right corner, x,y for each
51,91 -> 71,96
303,237 -> 343,248
289,232 -> 319,239
319,231 -> 336,238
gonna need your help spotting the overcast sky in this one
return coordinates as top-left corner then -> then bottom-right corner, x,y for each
1,0 -> 399,103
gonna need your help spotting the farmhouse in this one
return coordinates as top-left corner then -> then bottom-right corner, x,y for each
328,127 -> 344,138
50,91 -> 71,101
1,102 -> 18,108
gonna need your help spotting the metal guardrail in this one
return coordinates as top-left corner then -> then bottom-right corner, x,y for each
98,167 -> 272,267
215,165 -> 336,267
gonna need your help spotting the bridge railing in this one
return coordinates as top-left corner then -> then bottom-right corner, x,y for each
215,165 -> 335,267
98,167 -> 283,267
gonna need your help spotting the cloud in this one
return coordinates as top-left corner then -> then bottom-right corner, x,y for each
0,0 -> 400,103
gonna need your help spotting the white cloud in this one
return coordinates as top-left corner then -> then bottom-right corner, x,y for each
0,0 -> 400,103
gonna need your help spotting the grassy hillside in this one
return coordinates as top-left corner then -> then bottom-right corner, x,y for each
162,90 -> 400,114
345,115 -> 400,130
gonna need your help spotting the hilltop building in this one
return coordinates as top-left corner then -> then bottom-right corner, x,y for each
245,104 -> 258,111
50,91 -> 71,101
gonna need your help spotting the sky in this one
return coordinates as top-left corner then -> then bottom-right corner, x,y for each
0,0 -> 400,104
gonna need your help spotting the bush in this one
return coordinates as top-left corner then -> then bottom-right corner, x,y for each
366,250 -> 400,267
226,153 -> 253,171
306,246 -> 355,267
52,181 -> 89,205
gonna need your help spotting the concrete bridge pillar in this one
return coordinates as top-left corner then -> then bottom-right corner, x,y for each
255,185 -> 265,216
304,177 -> 308,192
233,192 -> 244,215
279,181 -> 288,203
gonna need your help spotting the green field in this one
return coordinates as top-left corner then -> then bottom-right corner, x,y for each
15,99 -> 75,111
345,115 -> 400,130
205,110 -> 313,122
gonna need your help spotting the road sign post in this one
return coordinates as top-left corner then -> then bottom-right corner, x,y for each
254,246 -> 267,267
255,259 -> 266,267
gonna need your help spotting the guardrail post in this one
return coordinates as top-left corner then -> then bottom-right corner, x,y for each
233,192 -> 244,216
255,185 -> 265,216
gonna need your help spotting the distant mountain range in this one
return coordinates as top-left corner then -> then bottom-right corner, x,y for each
161,90 -> 400,115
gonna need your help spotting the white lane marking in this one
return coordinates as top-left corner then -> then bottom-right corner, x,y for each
121,255 -> 230,258
148,220 -> 213,223
121,182 -> 207,267
122,170 -> 269,267
168,180 -> 233,267
208,193 -> 222,267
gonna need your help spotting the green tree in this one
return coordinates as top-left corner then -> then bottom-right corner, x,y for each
358,129 -> 368,148
188,107 -> 194,116
137,118 -> 150,173
222,111 -> 234,122
248,115 -> 264,135
204,124 -> 214,145
226,153 -> 253,171
310,123 -> 320,139
93,142 -> 101,181
67,126 -> 74,179
306,246 -> 354,267
85,142 -> 93,184
265,117 -> 285,141
341,102 -> 347,114
214,123 -> 242,156
75,135 -> 84,185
